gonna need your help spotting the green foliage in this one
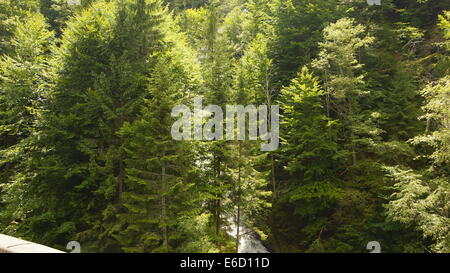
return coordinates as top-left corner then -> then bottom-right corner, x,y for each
0,0 -> 448,254
0,12 -> 53,143
233,34 -> 273,105
177,213 -> 219,253
385,167 -> 449,252
0,11 -> 54,236
275,67 -> 342,250
114,48 -> 204,252
0,0 -> 40,55
385,11 -> 450,254
270,0 -> 340,86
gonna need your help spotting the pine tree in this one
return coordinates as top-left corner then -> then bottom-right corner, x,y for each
386,14 -> 449,250
310,18 -> 401,252
0,0 -> 447,254
312,17 -> 374,166
2,0 -> 168,251
226,38 -> 275,251
0,0 -> 40,55
227,140 -> 270,252
39,0 -> 94,36
114,50 -> 201,252
198,0 -> 235,248
275,67 -> 342,251
270,0 -> 340,87
0,11 -> 53,152
0,11 -> 54,236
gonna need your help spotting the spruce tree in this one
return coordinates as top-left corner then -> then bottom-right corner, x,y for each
276,67 -> 342,251
115,50 -> 200,252
0,0 -> 40,55
0,12 -> 54,236
4,0 -> 167,251
199,0 -> 235,248
386,15 -> 449,251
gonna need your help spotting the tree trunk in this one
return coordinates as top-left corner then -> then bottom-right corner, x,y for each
215,199 -> 221,236
161,150 -> 168,249
118,158 -> 124,200
236,141 -> 242,252
215,158 -> 221,237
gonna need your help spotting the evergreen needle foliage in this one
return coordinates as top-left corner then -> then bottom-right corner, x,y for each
0,0 -> 448,253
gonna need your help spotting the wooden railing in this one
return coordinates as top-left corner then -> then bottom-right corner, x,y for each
0,234 -> 64,253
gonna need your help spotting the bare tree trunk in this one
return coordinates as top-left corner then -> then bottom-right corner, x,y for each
215,159 -> 221,237
118,158 -> 124,200
161,150 -> 168,249
216,199 -> 221,236
271,154 -> 276,199
236,205 -> 241,253
236,141 -> 242,253
348,100 -> 357,166
324,71 -> 331,118
352,143 -> 357,166
264,70 -> 277,200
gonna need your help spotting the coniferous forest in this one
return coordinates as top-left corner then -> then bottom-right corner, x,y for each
0,0 -> 449,253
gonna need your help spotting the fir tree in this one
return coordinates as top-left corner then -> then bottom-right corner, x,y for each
4,0 -> 167,251
276,67 -> 342,251
115,50 -> 201,252
0,11 -> 54,237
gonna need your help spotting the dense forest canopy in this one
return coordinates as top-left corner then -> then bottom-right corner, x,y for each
0,0 -> 448,253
